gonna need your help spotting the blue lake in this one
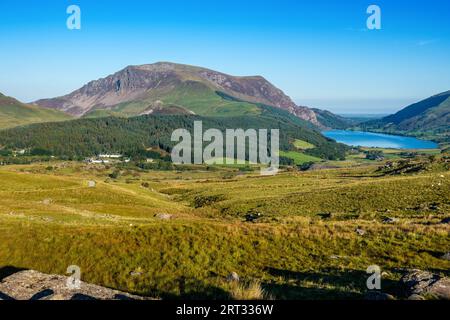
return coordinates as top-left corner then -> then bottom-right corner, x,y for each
323,130 -> 438,149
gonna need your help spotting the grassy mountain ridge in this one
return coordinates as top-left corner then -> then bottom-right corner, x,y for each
100,80 -> 262,118
0,93 -> 72,129
358,90 -> 450,143
383,90 -> 450,126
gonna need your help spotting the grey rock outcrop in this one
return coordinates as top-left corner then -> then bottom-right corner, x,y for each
0,270 -> 148,300
400,269 -> 450,300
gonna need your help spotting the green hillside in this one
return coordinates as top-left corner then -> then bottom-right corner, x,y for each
0,107 -> 347,161
359,90 -> 450,143
312,108 -> 354,129
279,150 -> 322,165
87,81 -> 261,118
383,90 -> 450,126
0,93 -> 72,129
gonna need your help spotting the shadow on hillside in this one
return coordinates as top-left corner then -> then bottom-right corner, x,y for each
0,266 -> 230,300
0,266 -> 26,281
0,266 -> 28,300
418,249 -> 448,259
30,289 -> 54,300
263,267 -> 400,300
153,277 -> 231,300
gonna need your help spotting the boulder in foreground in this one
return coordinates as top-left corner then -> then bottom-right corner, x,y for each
401,269 -> 450,300
0,270 -> 149,300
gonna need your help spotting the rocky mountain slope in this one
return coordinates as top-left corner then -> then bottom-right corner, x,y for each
0,93 -> 72,130
33,62 -> 321,125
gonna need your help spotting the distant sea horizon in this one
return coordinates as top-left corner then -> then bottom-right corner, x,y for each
338,113 -> 389,117
338,114 -> 389,121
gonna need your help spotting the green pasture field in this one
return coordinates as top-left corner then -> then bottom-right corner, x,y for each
0,157 -> 448,299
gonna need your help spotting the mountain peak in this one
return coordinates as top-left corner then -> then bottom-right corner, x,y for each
33,62 -> 319,125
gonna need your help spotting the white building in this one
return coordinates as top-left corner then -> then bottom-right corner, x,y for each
98,154 -> 122,159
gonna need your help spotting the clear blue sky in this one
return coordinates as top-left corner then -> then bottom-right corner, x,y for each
0,0 -> 449,113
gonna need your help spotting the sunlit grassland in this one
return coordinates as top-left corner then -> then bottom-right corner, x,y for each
279,150 -> 322,165
293,139 -> 315,150
158,163 -> 449,220
0,167 -> 189,223
0,160 -> 448,299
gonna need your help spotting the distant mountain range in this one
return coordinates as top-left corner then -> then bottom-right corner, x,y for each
0,62 -> 354,162
1,61 -> 447,146
1,62 -> 352,131
0,93 -> 71,129
32,62 -> 345,128
359,90 -> 450,143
